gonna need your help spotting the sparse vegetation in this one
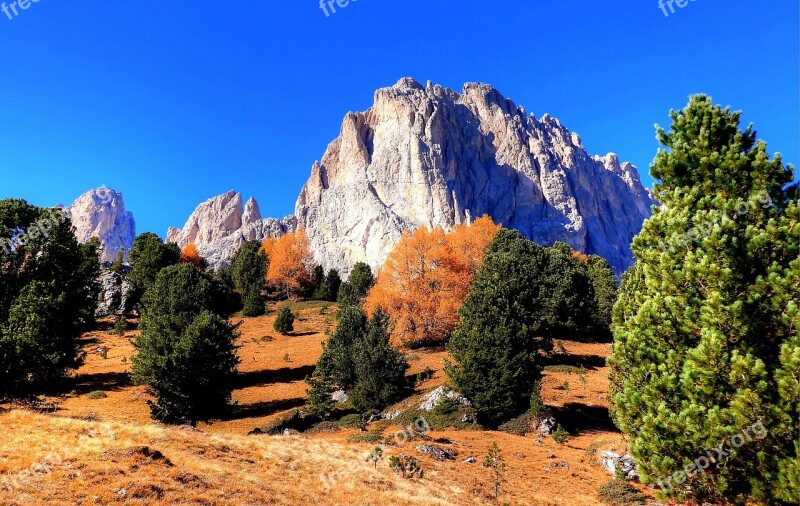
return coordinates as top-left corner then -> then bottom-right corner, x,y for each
389,455 -> 423,480
551,424 -> 570,444
483,442 -> 506,501
596,479 -> 646,505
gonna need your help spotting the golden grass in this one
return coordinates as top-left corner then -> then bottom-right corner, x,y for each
0,303 -> 653,505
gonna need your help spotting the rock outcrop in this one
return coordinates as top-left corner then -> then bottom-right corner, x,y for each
296,78 -> 654,275
169,79 -> 654,274
166,191 -> 295,268
60,187 -> 136,263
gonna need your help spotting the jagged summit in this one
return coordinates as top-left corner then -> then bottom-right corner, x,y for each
60,187 -> 136,263
167,79 -> 653,274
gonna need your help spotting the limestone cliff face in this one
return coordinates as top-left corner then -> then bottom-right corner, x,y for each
60,187 -> 136,263
295,78 -> 654,275
166,191 -> 295,268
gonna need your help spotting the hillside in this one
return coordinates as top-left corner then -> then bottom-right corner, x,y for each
0,302 -> 650,505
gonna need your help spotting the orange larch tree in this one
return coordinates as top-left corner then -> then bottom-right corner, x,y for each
261,229 -> 312,300
365,215 -> 500,346
180,243 -> 205,269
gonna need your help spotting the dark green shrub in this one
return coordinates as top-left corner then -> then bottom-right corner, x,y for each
273,306 -> 295,334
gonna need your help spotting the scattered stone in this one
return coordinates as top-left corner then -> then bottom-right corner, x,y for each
534,416 -> 557,436
331,390 -> 348,404
416,444 -> 457,461
462,456 -> 476,464
382,410 -> 401,420
419,386 -> 471,412
601,451 -> 639,480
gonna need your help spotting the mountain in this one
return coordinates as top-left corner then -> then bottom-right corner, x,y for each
59,187 -> 136,263
169,78 -> 655,274
166,190 -> 295,268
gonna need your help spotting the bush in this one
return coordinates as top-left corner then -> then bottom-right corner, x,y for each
112,315 -> 128,336
86,391 -> 108,399
551,424 -> 570,444
596,479 -> 646,505
338,413 -> 366,430
389,455 -> 423,480
132,264 -> 240,425
273,306 -> 295,334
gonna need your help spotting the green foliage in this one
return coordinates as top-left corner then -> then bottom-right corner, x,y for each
112,315 -> 128,336
86,390 -> 108,399
273,306 -> 295,335
110,249 -> 125,274
389,455 -> 423,480
551,424 -> 570,444
348,308 -> 409,412
338,413 -> 366,430
609,95 -> 799,503
336,281 -> 360,308
231,240 -> 267,316
528,381 -> 546,417
314,269 -> 342,302
132,264 -> 240,425
307,307 -> 408,416
542,243 -> 595,337
0,201 -> 100,399
445,229 -> 552,426
128,232 -> 181,307
483,442 -> 506,501
366,446 -> 384,469
586,255 -> 618,338
348,262 -> 374,297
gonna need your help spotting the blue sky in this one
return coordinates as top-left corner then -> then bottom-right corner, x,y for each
0,0 -> 797,237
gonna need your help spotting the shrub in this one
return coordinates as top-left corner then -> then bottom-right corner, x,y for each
132,264 -> 240,425
86,391 -> 108,399
242,286 -> 265,317
273,306 -> 295,334
338,413 -> 366,430
112,315 -> 128,336
389,455 -> 423,480
551,424 -> 570,444
596,479 -> 646,505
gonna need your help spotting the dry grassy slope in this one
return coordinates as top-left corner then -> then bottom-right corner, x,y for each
0,301 -> 652,505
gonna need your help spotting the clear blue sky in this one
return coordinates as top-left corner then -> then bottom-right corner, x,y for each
0,0 -> 797,237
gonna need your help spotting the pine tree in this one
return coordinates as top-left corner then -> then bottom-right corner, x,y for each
608,96 -> 799,503
273,306 -> 295,335
128,232 -> 181,307
586,254 -> 618,339
314,269 -> 342,302
446,229 -> 552,426
349,308 -> 409,412
348,262 -> 374,297
132,264 -> 240,425
231,240 -> 267,316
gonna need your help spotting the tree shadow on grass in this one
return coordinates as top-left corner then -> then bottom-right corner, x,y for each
549,402 -> 618,435
234,364 -> 316,389
224,397 -> 306,421
68,371 -> 132,395
540,352 -> 606,371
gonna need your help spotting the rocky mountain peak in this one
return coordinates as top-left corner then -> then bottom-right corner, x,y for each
61,187 -> 136,263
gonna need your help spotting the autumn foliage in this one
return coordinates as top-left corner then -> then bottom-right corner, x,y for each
180,243 -> 205,268
261,229 -> 312,299
365,216 -> 500,346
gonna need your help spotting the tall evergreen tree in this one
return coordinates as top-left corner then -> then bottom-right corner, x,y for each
0,201 -> 100,398
128,232 -> 181,307
314,269 -> 342,302
231,240 -> 267,316
608,96 -> 799,504
446,229 -> 552,426
348,262 -> 375,297
586,254 -> 618,338
132,264 -> 239,425
350,308 -> 409,412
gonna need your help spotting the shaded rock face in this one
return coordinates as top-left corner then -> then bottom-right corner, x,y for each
166,191 -> 296,269
296,78 -> 654,275
60,187 -> 136,263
